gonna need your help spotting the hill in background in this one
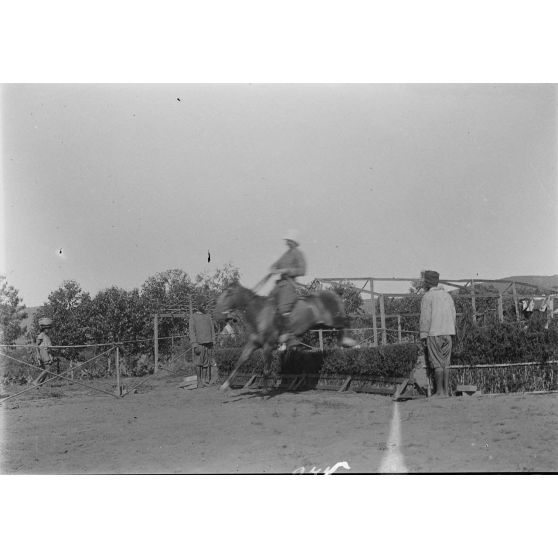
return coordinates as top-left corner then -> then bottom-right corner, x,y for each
497,275 -> 558,292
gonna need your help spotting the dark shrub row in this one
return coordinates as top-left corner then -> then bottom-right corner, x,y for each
452,322 -> 558,365
214,343 -> 419,382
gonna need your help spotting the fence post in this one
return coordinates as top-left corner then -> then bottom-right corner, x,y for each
318,329 -> 324,351
498,294 -> 504,323
116,345 -> 120,396
379,294 -> 387,345
154,314 -> 159,374
370,278 -> 378,347
397,315 -> 402,343
512,282 -> 520,322
471,279 -> 477,325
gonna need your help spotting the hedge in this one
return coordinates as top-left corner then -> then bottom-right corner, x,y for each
452,322 -> 558,365
214,343 -> 419,388
449,362 -> 558,394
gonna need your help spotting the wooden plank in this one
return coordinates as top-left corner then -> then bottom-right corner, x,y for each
315,383 -> 343,391
293,376 -> 305,390
456,384 -> 478,394
379,294 -> 387,345
353,375 -> 408,384
471,279 -> 477,325
243,374 -> 257,389
392,378 -> 410,399
352,385 -> 396,395
370,278 -> 378,347
116,346 -> 120,396
315,277 -> 558,294
338,376 -> 352,392
154,315 -> 159,375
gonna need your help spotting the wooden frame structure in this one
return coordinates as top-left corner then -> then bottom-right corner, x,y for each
315,276 -> 558,347
152,297 -> 193,374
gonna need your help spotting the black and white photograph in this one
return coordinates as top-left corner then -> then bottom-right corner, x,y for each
2,82 -> 556,475
2,3 -> 558,558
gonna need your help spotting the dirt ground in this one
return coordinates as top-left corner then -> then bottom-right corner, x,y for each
1,373 -> 557,473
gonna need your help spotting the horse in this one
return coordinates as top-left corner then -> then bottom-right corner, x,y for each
213,283 -> 356,391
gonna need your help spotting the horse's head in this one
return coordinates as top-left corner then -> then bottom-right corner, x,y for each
213,283 -> 246,320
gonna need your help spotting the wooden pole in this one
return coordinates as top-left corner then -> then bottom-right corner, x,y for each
498,294 -> 504,323
512,282 -> 520,322
154,314 -> 159,375
471,279 -> 477,325
379,294 -> 387,345
370,278 -> 378,347
318,329 -> 324,351
116,345 -> 121,395
189,295 -> 194,361
397,315 -> 402,343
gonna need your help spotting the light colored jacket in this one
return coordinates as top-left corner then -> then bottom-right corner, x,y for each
271,247 -> 306,279
420,287 -> 456,338
36,331 -> 53,364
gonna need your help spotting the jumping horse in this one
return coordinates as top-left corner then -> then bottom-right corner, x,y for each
214,283 -> 356,391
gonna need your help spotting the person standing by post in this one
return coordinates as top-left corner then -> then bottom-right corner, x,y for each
220,317 -> 238,347
419,270 -> 456,397
189,310 -> 215,388
269,229 -> 306,350
34,317 -> 55,386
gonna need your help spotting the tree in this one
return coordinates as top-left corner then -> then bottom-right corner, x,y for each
89,287 -> 150,344
141,269 -> 195,312
33,280 -> 92,359
0,276 -> 28,344
194,263 -> 241,312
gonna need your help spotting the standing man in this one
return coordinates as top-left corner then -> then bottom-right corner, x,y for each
34,317 -> 55,386
189,310 -> 215,388
419,270 -> 456,397
269,229 -> 307,350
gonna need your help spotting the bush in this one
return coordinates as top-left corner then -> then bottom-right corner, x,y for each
452,321 -> 558,365
450,363 -> 558,394
215,343 -> 419,382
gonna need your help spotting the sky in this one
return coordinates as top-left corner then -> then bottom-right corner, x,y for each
2,83 -> 557,306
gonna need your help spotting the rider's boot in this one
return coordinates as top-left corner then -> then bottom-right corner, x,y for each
278,312 -> 292,351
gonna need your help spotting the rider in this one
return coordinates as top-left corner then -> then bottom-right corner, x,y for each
269,229 -> 307,350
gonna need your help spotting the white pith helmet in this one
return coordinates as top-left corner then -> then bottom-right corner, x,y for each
38,317 -> 53,328
284,229 -> 299,244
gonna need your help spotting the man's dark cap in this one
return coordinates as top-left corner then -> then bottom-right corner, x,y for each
423,270 -> 440,287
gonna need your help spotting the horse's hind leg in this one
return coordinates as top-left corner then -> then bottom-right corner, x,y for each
220,341 -> 257,391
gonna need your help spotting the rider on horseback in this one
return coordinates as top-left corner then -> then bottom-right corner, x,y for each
269,229 -> 306,350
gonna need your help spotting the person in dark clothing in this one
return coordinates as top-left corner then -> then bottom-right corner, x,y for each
189,311 -> 215,388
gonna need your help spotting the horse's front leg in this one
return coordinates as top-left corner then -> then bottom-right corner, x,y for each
220,339 -> 258,391
261,343 -> 274,392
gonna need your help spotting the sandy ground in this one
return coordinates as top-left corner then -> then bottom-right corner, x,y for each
1,373 -> 557,473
